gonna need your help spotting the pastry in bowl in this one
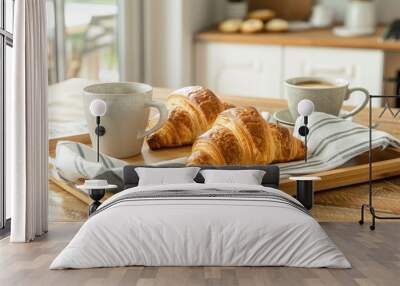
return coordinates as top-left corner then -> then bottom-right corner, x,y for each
248,9 -> 276,22
240,19 -> 264,33
219,19 -> 243,33
265,19 -> 289,32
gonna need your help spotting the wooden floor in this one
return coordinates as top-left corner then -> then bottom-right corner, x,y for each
1,222 -> 399,286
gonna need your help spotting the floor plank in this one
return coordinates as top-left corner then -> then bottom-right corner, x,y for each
1,222 -> 399,286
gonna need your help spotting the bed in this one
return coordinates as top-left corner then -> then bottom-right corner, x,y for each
50,165 -> 350,269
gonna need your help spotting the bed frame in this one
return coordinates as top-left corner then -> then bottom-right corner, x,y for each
123,164 -> 280,190
85,165 -> 282,215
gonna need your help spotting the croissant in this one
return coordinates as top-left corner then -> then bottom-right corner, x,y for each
186,106 -> 305,166
147,86 -> 233,150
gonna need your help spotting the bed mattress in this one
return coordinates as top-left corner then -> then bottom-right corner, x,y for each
50,183 -> 350,269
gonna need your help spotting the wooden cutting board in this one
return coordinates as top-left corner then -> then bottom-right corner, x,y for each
248,0 -> 313,21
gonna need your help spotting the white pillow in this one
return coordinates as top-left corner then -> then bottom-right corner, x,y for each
200,169 -> 266,185
135,167 -> 201,186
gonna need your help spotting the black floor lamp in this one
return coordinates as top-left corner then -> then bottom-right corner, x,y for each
359,94 -> 400,230
80,99 -> 114,215
297,99 -> 315,162
290,99 -> 321,210
89,99 -> 107,162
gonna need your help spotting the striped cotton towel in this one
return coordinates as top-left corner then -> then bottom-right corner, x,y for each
278,112 -> 400,177
51,141 -> 184,191
52,112 -> 400,188
52,141 -> 128,191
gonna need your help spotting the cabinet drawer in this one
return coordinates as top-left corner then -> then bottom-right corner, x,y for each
283,47 -> 384,106
195,43 -> 283,98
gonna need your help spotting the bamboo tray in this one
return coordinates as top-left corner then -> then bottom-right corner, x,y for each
49,133 -> 400,203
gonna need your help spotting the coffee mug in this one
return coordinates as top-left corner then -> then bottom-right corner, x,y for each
285,77 -> 369,120
83,82 -> 168,158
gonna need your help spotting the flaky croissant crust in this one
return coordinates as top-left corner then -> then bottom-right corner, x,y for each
146,86 -> 232,150
186,106 -> 305,166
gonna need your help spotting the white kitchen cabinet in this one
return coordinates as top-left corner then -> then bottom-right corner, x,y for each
195,43 -> 385,107
283,46 -> 384,106
195,43 -> 283,98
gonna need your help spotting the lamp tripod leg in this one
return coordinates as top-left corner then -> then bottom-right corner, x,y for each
359,204 -> 365,225
305,132 -> 307,163
370,207 -> 376,231
96,116 -> 100,163
97,123 -> 100,163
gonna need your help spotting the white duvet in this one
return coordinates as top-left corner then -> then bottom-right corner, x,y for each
50,183 -> 351,269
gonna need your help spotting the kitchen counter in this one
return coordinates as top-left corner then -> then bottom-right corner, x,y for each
196,27 -> 400,52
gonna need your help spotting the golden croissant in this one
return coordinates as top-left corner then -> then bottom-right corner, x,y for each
147,86 -> 234,150
186,106 -> 305,166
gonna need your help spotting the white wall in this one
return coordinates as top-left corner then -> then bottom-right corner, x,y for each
118,0 -> 143,82
143,0 -> 183,88
143,0 -> 224,89
318,0 -> 400,23
181,0 -> 224,86
376,0 -> 400,23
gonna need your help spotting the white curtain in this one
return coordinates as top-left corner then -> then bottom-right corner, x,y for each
7,0 -> 48,242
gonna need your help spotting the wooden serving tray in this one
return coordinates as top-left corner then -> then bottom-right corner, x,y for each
49,133 -> 400,203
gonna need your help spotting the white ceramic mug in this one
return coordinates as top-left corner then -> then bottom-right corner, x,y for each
83,82 -> 168,158
285,77 -> 369,120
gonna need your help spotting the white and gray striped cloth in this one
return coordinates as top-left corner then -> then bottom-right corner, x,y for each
52,112 -> 400,190
52,141 -> 127,191
281,112 -> 400,177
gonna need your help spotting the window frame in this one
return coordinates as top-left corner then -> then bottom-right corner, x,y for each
0,0 -> 13,234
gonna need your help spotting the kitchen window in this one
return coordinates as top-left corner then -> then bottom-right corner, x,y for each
47,0 -> 119,84
47,0 -> 121,141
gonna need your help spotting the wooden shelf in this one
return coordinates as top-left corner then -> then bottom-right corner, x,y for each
196,27 -> 400,52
